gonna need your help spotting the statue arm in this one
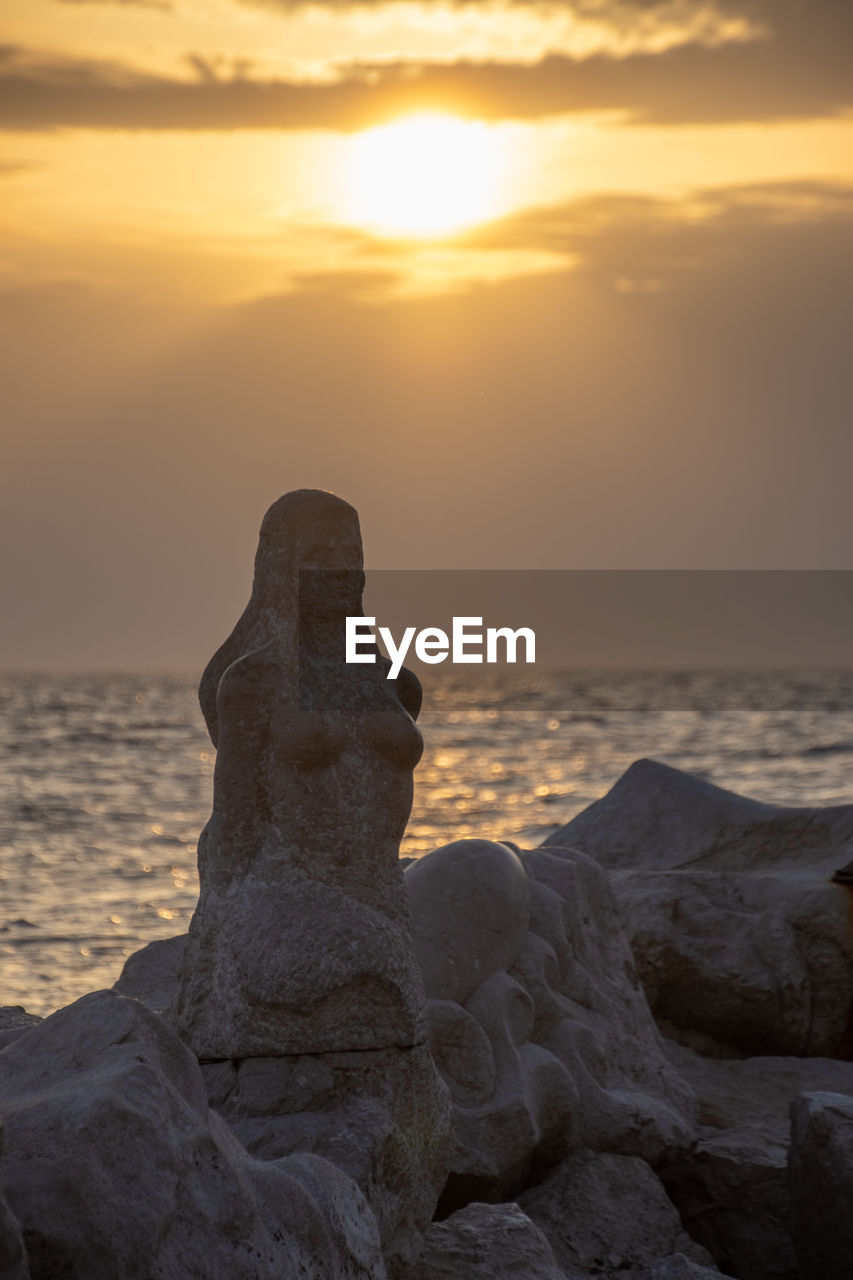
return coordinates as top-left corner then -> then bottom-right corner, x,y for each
198,605 -> 254,746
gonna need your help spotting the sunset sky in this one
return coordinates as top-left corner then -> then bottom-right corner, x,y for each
2,0 -> 852,668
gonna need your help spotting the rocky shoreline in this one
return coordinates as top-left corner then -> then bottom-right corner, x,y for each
3,759 -> 853,1279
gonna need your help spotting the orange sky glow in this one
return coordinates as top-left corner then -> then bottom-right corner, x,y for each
2,0 -> 853,665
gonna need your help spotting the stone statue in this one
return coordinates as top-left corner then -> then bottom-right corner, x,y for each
172,489 -> 429,1059
167,490 -> 450,1273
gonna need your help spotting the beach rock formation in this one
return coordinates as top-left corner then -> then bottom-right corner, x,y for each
517,1148 -> 716,1275
0,991 -> 385,1280
118,836 -> 692,1215
408,1202 -> 564,1280
410,840 -> 693,1207
114,934 -> 186,1015
654,1039 -> 853,1279
0,1121 -> 28,1280
542,758 -> 853,872
164,490 -> 450,1273
0,1008 -> 41,1054
788,1091 -> 853,1280
542,760 -> 853,1057
612,868 -> 853,1057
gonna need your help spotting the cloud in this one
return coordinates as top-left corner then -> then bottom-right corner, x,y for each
53,0 -> 171,9
452,179 -> 853,260
2,0 -> 852,132
0,159 -> 39,176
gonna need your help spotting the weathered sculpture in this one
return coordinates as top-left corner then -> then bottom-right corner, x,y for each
172,489 -> 428,1058
169,489 -> 450,1274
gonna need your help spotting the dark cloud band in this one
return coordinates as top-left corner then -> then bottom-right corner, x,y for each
1,0 -> 851,133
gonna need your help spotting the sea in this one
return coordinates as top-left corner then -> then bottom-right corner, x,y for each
2,668 -> 853,1017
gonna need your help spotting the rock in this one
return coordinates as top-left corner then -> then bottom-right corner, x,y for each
419,843 -> 693,1208
408,1202 -> 565,1280
171,489 -> 429,1059
120,834 -> 692,1217
114,934 -> 186,1014
203,1041 -> 451,1276
611,867 -> 853,1057
634,1258 -> 732,1280
788,1091 -> 853,1280
407,840 -> 531,1005
0,1008 -> 41,1053
542,758 -> 853,873
661,1129 -> 793,1280
517,1149 -> 715,1275
0,1121 -> 28,1280
656,1043 -> 853,1280
541,760 -> 853,1058
0,990 -> 386,1280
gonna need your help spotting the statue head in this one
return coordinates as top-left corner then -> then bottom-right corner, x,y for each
253,489 -> 364,619
199,489 -> 365,744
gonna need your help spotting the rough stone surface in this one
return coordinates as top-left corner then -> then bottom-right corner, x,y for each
0,990 -> 386,1280
0,1008 -> 41,1054
408,1202 -> 565,1280
517,1149 -> 715,1275
114,934 -> 187,1014
0,1121 -> 28,1280
159,491 -> 451,1272
171,489 -> 429,1059
204,1041 -> 451,1275
657,1043 -> 853,1280
542,757 -> 853,872
125,840 -> 691,1213
634,1259 -> 732,1280
419,843 -> 693,1206
788,1091 -> 853,1280
612,867 -> 853,1057
541,759 -> 853,1058
407,840 -> 531,1005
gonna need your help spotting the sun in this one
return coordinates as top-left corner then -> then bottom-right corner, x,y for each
343,113 -> 505,238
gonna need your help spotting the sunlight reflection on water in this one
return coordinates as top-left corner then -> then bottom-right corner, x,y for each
1,669 -> 852,1015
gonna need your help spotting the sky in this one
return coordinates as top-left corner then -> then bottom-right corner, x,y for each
1,0 -> 853,668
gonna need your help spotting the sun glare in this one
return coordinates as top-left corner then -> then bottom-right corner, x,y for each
343,114 -> 505,237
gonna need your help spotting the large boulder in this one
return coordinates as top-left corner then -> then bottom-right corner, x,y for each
657,1043 -> 853,1280
541,758 -> 853,873
0,990 -> 386,1280
541,760 -> 853,1058
611,868 -> 853,1057
408,1202 -> 565,1280
788,1091 -> 853,1280
517,1149 -> 715,1275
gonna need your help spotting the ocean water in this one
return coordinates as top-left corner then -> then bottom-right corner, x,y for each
2,669 -> 852,1017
